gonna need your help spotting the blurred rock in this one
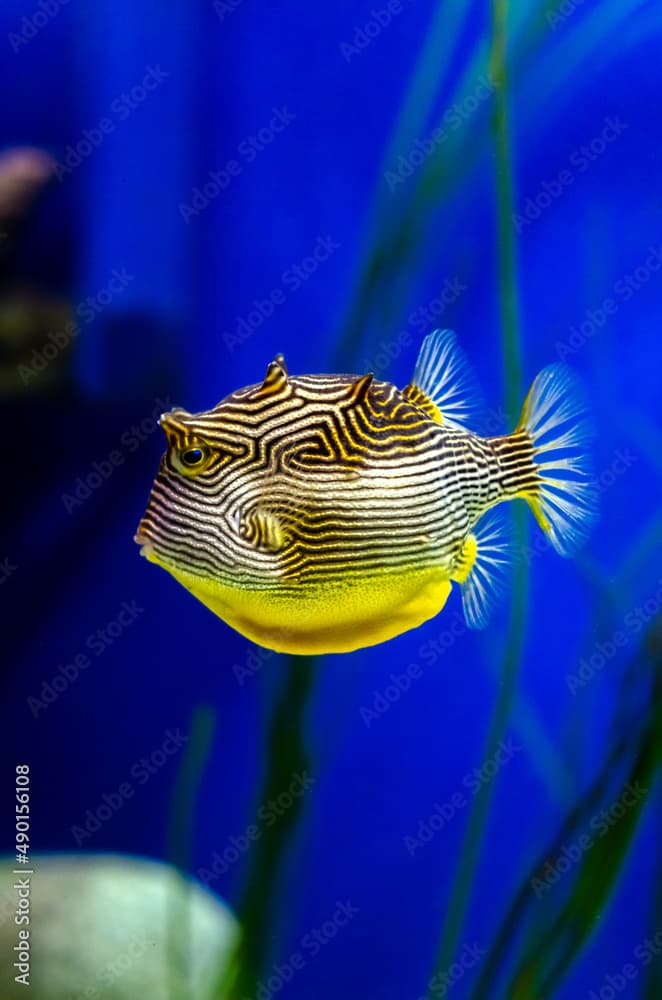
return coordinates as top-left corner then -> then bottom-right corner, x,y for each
0,291 -> 75,395
0,147 -> 54,227
0,854 -> 238,999
0,146 -> 73,397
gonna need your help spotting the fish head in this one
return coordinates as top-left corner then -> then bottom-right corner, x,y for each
134,357 -> 298,591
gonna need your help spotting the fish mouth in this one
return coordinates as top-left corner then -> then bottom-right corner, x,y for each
134,524 -> 154,558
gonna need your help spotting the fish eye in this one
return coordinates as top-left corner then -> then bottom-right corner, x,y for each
181,447 -> 205,467
172,444 -> 212,476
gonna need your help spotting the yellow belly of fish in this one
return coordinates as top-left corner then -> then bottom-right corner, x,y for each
153,556 -> 452,654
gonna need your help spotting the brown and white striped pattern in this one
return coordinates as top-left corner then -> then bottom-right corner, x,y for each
136,363 -> 537,592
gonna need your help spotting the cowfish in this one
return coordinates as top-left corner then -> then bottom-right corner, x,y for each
135,330 -> 597,654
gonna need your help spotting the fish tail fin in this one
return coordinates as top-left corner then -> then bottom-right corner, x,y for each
499,363 -> 598,556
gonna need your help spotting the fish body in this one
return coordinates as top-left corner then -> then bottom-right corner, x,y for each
136,330 -> 597,653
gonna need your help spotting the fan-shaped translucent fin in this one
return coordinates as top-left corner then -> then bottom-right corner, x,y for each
405,328 -> 484,430
516,363 -> 598,557
452,509 -> 511,629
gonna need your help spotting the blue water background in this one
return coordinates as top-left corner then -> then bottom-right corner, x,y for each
2,1 -> 661,997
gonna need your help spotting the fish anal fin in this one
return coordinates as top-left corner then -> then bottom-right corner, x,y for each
451,510 -> 511,628
452,534 -> 478,584
403,383 -> 443,424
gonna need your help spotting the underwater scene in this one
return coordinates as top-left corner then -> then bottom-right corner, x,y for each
1,1 -> 661,997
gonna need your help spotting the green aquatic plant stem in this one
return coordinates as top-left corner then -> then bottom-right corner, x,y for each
467,616 -> 662,997
490,0 -> 523,420
429,514 -> 528,984
644,848 -> 662,997
168,704 -> 218,869
332,0 -> 474,372
517,645 -> 662,997
335,0 -> 646,386
534,720 -> 660,997
215,654 -> 316,1000
429,0 -> 528,988
222,15 -> 476,970
166,704 -> 217,1000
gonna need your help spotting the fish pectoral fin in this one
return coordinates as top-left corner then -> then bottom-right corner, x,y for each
404,328 -> 484,430
451,509 -> 511,629
241,507 -> 289,553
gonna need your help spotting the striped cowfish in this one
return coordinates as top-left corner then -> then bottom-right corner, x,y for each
135,329 -> 597,654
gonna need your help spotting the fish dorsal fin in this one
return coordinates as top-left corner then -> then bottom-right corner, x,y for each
451,509 -> 511,628
346,372 -> 374,405
402,383 -> 442,423
261,356 -> 289,396
405,328 -> 483,430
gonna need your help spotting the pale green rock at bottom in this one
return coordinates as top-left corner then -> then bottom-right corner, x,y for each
0,854 -> 238,1000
